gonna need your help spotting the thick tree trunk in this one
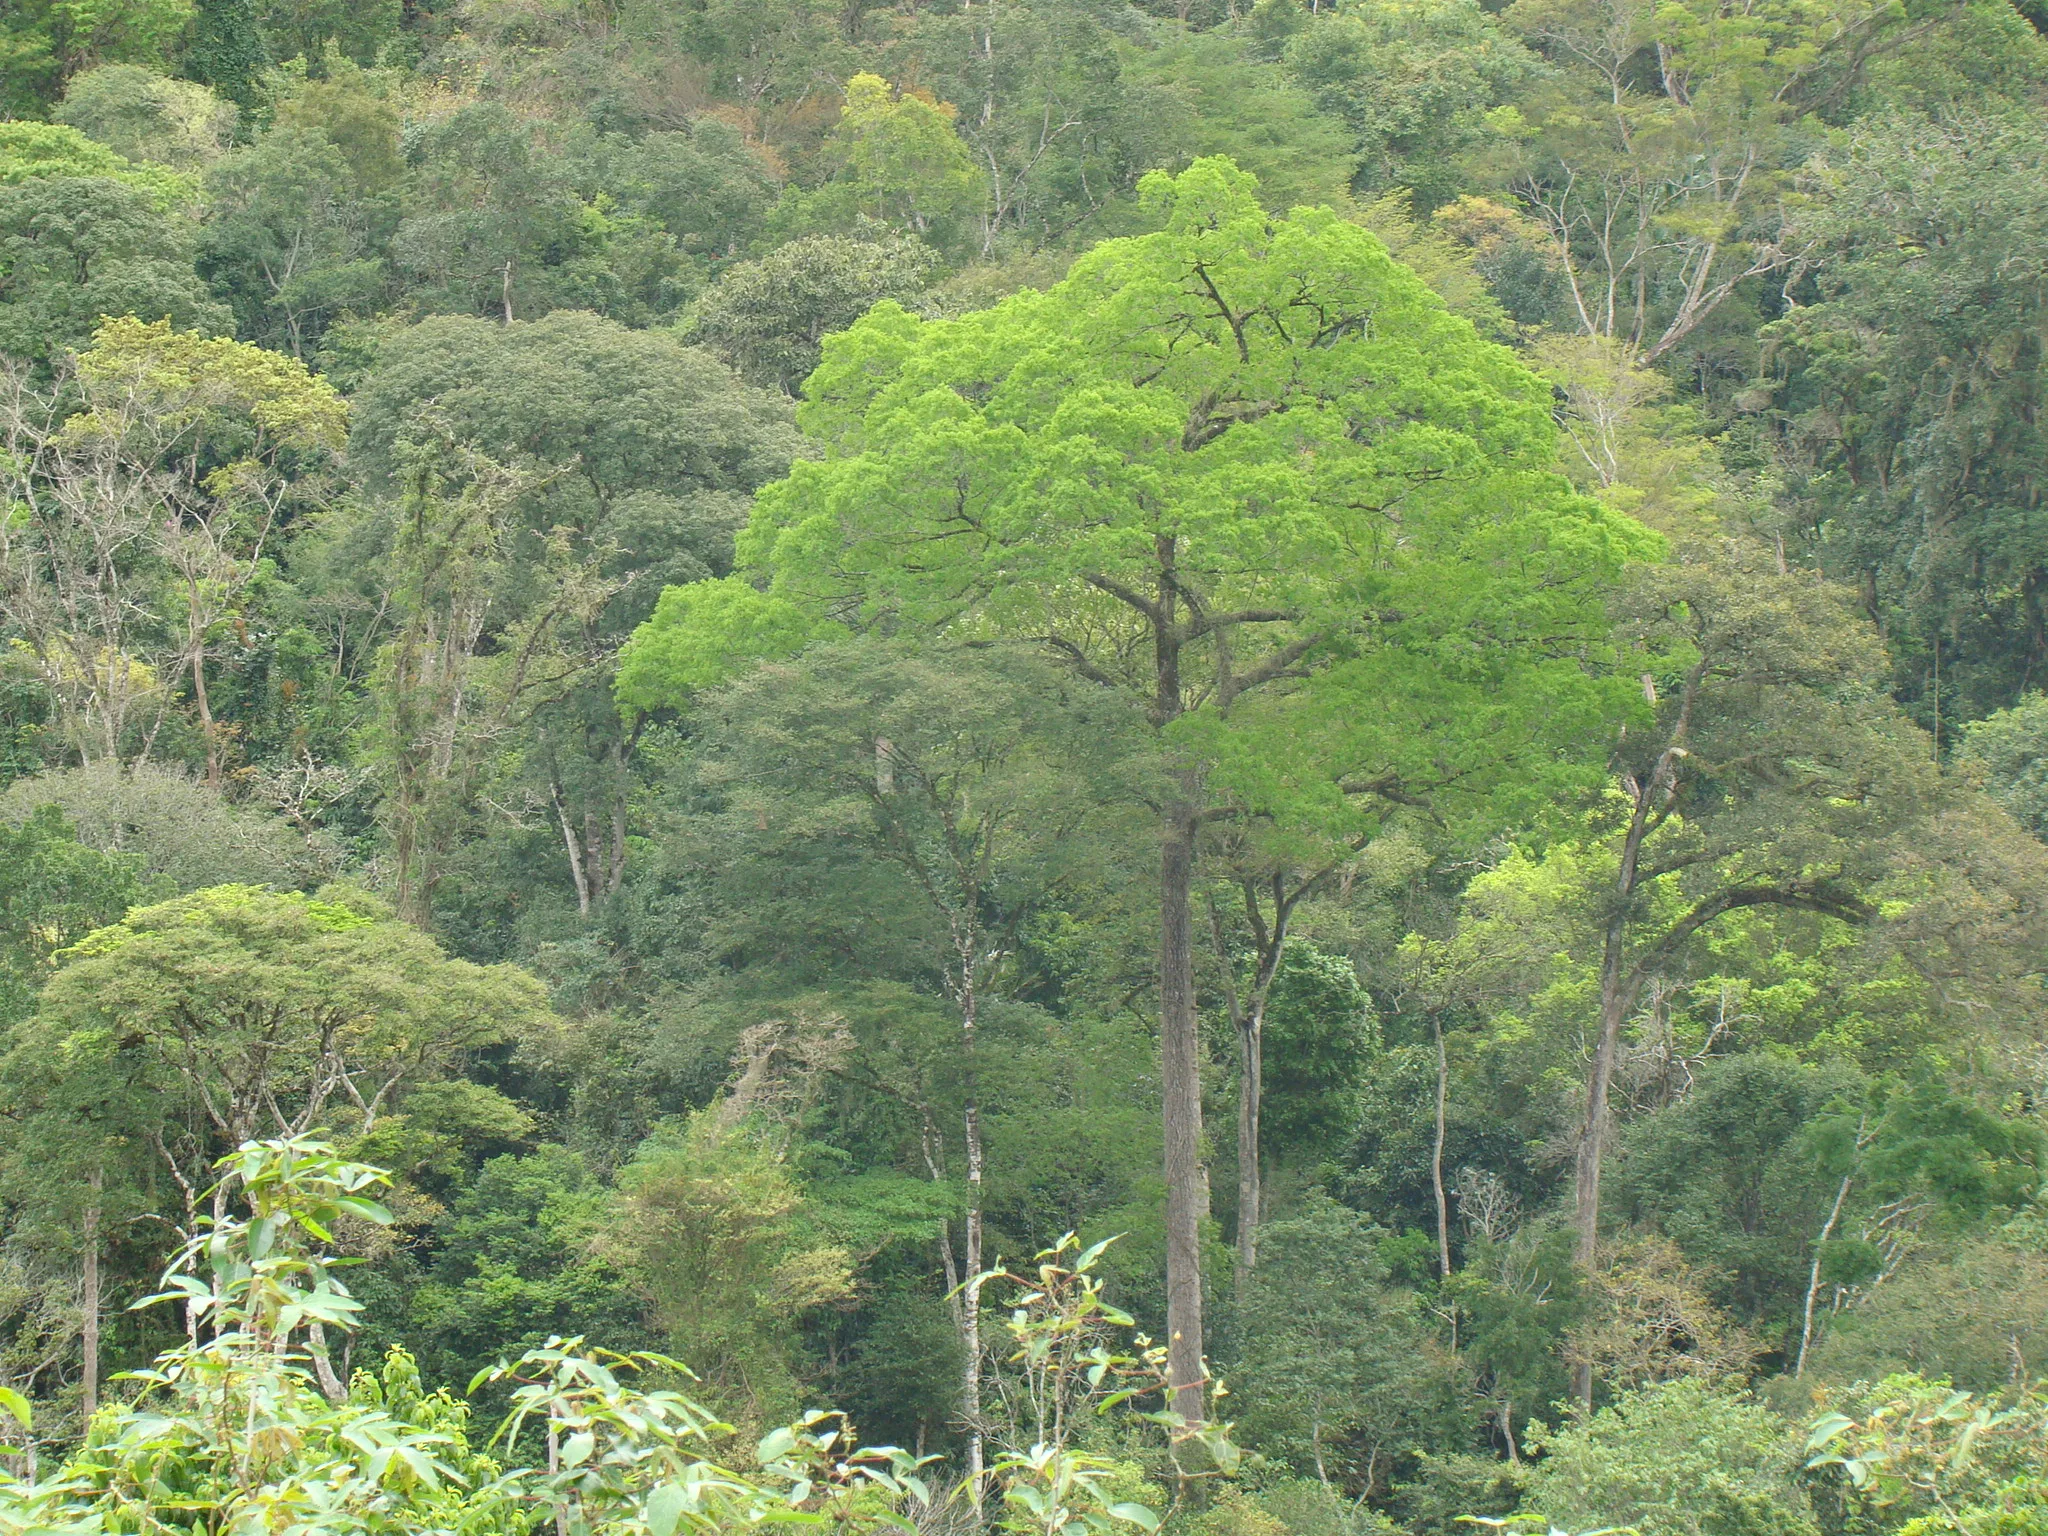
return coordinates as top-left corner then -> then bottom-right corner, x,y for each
1147,534 -> 1208,1428
1160,803 -> 1206,1426
307,1319 -> 348,1404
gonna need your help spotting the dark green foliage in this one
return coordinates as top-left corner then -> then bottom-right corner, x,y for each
0,175 -> 228,366
689,229 -> 938,393
407,1145 -> 645,1389
0,663 -> 51,786
360,314 -> 770,485
1278,0 -> 1534,208
1230,1195 -> 1466,1486
0,805 -> 147,1028
1773,116 -> 2048,730
1258,942 -> 1377,1162
255,0 -> 401,72
0,0 -> 195,117
1390,1455 -> 1525,1536
54,67 -> 237,171
391,103 -> 595,322
608,122 -> 777,261
1344,1040 -> 1551,1240
1956,694 -> 2048,840
1611,1056 -> 1871,1330
271,70 -> 403,194
1520,1379 -> 1816,1536
1806,1239 -> 2048,1393
197,125 -> 394,356
348,309 -> 796,596
832,1290 -> 963,1451
1616,1058 -> 2043,1351
182,0 -> 271,109
343,308 -> 797,924
392,108 -> 749,327
892,0 -> 1138,252
1439,1222 -> 1583,1438
1117,28 -> 1359,215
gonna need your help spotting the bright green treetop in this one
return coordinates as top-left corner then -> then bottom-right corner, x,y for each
0,804 -> 146,1032
0,120 -> 194,202
631,155 -> 1652,837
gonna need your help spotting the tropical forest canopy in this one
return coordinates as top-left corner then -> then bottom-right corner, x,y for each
2,0 -> 2048,1531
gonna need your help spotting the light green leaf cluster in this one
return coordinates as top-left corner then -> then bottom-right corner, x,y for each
1521,1378 -> 1816,1536
75,315 -> 349,451
615,575 -> 820,711
31,883 -> 552,1151
833,73 -> 983,238
0,120 -> 196,205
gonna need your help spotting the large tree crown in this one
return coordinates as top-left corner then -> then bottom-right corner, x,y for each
759,158 -> 1641,632
625,158 -> 1655,739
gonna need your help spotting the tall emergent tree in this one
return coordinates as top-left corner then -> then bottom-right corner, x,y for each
621,156 -> 1650,1421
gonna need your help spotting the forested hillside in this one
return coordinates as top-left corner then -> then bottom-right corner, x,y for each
4,0 -> 2048,1529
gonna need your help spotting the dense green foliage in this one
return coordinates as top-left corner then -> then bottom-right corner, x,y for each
3,0 -> 2048,1528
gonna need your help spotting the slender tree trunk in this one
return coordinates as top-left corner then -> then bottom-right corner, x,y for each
1210,895 -> 1255,1300
1574,922 -> 1629,1274
1572,913 -> 1630,1409
1231,923 -> 1289,1292
1432,1015 -> 1452,1280
307,1319 -> 348,1404
1213,875 -> 1308,1299
548,1418 -> 569,1536
80,1171 -> 101,1419
546,747 -> 593,917
386,611 -> 437,928
1234,1000 -> 1262,1294
1570,694 -> 1692,1409
1797,1170 -> 1855,1376
959,961 -> 987,1509
1160,800 -> 1206,1426
188,637 -> 220,788
1931,630 -> 1941,760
